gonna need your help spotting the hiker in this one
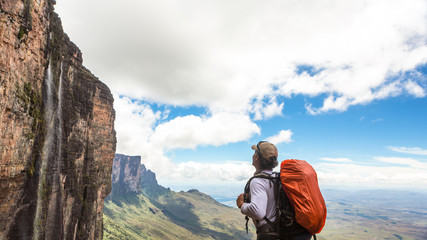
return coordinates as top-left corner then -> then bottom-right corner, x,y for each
236,141 -> 313,240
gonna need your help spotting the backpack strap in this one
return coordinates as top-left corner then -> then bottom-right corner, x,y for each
245,216 -> 250,234
244,172 -> 277,202
244,172 -> 280,234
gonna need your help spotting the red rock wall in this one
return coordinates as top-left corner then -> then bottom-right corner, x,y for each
0,0 -> 116,239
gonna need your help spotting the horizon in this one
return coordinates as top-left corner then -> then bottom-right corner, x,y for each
55,0 -> 427,195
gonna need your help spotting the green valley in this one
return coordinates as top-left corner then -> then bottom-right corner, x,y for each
103,188 -> 255,240
103,155 -> 427,240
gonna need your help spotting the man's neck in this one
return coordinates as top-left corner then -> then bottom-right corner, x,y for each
254,169 -> 273,175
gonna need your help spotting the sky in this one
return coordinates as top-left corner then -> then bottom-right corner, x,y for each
55,0 -> 427,195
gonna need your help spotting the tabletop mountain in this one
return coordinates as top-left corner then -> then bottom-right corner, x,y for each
103,154 -> 254,240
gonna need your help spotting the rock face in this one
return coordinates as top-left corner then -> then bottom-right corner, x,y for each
140,164 -> 160,189
109,154 -> 162,198
0,0 -> 116,239
111,154 -> 143,195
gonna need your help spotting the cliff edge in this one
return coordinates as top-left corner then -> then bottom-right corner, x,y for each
108,154 -> 166,198
0,0 -> 116,239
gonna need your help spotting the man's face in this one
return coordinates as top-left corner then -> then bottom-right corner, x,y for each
252,151 -> 259,167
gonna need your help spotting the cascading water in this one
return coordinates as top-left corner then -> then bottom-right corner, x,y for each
33,61 -> 53,240
45,61 -> 64,239
33,60 -> 64,240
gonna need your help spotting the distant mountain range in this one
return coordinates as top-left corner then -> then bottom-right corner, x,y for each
103,154 -> 254,240
103,154 -> 427,240
319,189 -> 427,240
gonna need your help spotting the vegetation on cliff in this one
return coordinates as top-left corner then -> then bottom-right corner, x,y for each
103,186 -> 254,240
1,0 -> 116,239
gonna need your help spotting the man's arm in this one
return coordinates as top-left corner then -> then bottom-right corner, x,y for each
240,178 -> 268,220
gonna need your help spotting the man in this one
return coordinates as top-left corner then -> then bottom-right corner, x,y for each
236,141 -> 312,240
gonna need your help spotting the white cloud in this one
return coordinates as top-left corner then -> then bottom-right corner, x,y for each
316,162 -> 427,186
169,161 -> 254,182
405,80 -> 426,97
266,130 -> 293,145
320,157 -> 353,163
54,0 -> 427,186
252,97 -> 284,120
374,156 -> 427,169
56,0 -> 427,115
150,112 -> 260,150
304,78 -> 427,115
263,101 -> 284,119
388,146 -> 427,156
161,155 -> 427,187
114,95 -> 160,155
113,97 -> 261,177
306,95 -> 351,115
314,155 -> 427,188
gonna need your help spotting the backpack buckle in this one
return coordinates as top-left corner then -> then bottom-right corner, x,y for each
282,215 -> 294,227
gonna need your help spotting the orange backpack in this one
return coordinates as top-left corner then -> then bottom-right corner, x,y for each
280,159 -> 327,234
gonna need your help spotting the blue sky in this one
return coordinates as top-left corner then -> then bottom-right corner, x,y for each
55,0 -> 427,193
167,92 -> 427,161
161,85 -> 427,187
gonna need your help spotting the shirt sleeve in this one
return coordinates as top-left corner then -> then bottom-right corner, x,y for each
240,178 -> 268,220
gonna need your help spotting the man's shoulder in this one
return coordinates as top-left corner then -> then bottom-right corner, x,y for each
253,171 -> 278,179
245,171 -> 278,190
249,174 -> 275,185
249,172 -> 278,186
248,177 -> 268,192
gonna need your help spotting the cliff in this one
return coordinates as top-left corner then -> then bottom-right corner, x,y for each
0,0 -> 116,239
110,154 -> 143,195
109,154 -> 165,199
103,154 -> 253,240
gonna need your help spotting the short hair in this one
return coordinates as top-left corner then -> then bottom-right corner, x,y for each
257,151 -> 278,170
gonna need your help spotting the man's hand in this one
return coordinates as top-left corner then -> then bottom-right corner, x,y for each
236,193 -> 245,209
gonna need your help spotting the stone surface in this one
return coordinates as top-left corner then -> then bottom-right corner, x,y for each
111,154 -> 144,195
108,153 -> 166,201
0,0 -> 116,239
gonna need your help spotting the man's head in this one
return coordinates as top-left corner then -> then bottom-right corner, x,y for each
251,141 -> 278,170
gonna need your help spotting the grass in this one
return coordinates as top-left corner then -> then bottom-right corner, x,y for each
104,189 -> 427,240
103,192 -> 255,240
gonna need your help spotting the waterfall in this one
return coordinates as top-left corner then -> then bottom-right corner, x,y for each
45,61 -> 64,239
33,60 -> 64,240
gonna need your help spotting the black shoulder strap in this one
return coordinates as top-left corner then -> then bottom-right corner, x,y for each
244,172 -> 281,232
244,172 -> 279,234
244,172 -> 278,196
